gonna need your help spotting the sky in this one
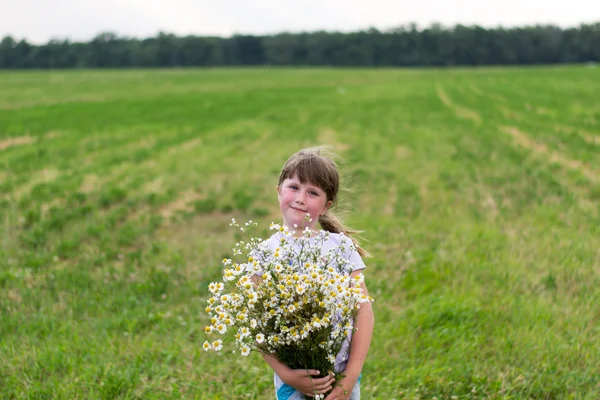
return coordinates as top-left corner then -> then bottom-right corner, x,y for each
1,0 -> 599,44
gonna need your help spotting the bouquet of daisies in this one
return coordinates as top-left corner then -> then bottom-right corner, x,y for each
203,219 -> 373,382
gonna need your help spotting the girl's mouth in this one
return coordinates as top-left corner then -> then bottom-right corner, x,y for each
290,206 -> 307,213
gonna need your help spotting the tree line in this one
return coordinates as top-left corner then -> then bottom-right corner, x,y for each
1,23 -> 599,68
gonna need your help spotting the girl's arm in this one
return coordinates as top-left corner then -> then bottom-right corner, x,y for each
326,270 -> 375,400
262,353 -> 335,397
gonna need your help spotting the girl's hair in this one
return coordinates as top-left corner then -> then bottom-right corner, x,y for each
278,146 -> 370,257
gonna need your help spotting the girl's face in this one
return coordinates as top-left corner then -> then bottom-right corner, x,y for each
277,174 -> 332,233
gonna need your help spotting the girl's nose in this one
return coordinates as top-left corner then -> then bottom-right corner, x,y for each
295,191 -> 306,204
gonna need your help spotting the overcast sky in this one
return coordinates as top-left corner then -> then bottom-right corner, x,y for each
1,0 -> 599,44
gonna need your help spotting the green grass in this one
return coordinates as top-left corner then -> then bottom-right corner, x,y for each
1,66 -> 599,399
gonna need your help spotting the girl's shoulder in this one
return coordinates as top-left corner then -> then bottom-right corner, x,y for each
319,231 -> 351,246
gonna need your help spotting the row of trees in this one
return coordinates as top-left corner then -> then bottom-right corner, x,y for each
1,23 -> 599,68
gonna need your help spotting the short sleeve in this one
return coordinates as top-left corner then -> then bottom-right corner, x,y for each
329,233 -> 365,272
347,246 -> 366,272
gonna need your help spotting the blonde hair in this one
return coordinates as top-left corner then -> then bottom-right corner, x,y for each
278,146 -> 369,257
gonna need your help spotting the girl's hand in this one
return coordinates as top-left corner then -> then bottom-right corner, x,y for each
283,369 -> 335,397
324,374 -> 357,400
324,384 -> 349,400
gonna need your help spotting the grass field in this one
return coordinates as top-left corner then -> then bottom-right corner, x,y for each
1,66 -> 599,399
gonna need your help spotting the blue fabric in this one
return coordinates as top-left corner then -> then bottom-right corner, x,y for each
276,383 -> 297,400
276,374 -> 361,399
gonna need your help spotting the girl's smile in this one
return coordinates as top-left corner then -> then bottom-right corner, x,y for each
290,205 -> 308,212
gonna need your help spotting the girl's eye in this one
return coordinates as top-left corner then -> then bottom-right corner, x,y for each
309,191 -> 319,196
289,185 -> 298,190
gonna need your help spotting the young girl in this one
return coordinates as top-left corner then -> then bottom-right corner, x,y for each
261,146 -> 375,400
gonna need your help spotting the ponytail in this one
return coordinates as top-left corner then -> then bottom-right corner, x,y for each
319,211 -> 370,258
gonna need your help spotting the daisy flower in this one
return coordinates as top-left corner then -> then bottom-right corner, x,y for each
240,345 -> 251,356
212,340 -> 223,351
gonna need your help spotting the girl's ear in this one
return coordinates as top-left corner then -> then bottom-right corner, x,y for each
326,200 -> 333,210
276,186 -> 281,202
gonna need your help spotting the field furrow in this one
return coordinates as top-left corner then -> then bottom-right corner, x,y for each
1,66 -> 599,399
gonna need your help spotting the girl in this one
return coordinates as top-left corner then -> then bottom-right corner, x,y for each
261,146 -> 375,400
